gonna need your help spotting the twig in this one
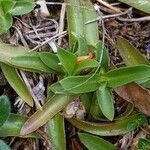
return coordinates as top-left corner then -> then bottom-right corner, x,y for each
119,132 -> 134,150
26,32 -> 57,39
29,18 -> 42,41
20,71 -> 43,110
58,3 -> 66,46
36,1 -> 64,5
14,97 -> 25,110
37,0 -> 50,17
95,4 -> 118,14
14,17 -> 31,29
111,2 -> 121,6
85,8 -> 132,24
96,0 -> 121,13
25,19 -> 58,43
117,16 -> 150,22
26,25 -> 56,34
14,26 -> 43,110
48,41 -> 58,53
12,26 -> 28,47
30,31 -> 67,51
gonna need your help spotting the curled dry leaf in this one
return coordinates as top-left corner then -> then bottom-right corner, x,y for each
115,83 -> 150,116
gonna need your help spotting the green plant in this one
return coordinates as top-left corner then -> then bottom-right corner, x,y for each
78,133 -> 116,150
0,0 -> 150,149
0,0 -> 35,34
0,95 -> 39,138
138,138 -> 150,150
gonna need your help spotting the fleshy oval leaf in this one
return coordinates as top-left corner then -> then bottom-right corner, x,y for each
74,59 -> 99,74
67,113 -> 147,136
57,48 -> 77,75
10,0 -> 35,16
101,65 -> 150,88
0,42 -> 55,73
39,52 -> 64,74
0,114 -> 39,138
47,114 -> 66,150
10,53 -> 54,73
138,138 -> 150,150
119,0 -> 150,14
1,63 -> 33,106
0,13 -> 12,35
0,1 -> 14,34
0,95 -> 10,127
96,84 -> 114,121
117,37 -> 149,66
59,74 -> 99,94
78,133 -> 116,150
21,95 -> 75,135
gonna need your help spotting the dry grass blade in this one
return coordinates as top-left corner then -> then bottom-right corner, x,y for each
96,0 -> 121,13
115,83 -> 150,116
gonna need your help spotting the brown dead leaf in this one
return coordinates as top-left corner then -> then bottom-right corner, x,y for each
115,83 -> 150,116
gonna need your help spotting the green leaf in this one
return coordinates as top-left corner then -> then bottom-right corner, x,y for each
60,65 -> 150,94
10,0 -> 35,16
78,133 -> 116,150
119,0 -> 150,14
50,82 -> 67,94
80,93 -> 93,113
99,41 -> 109,72
0,42 -> 55,73
0,0 -> 35,35
138,138 -> 150,150
0,42 -> 30,62
96,84 -> 114,121
74,34 -> 88,56
74,59 -> 99,74
0,12 -> 12,35
60,74 -> 99,94
0,95 -> 10,127
67,113 -> 147,136
65,0 -> 100,59
47,114 -> 66,150
101,65 -> 150,88
139,78 -> 150,88
117,37 -> 149,66
80,0 -> 99,48
57,48 -> 77,75
39,52 -> 64,74
89,96 -> 103,121
10,53 -> 54,73
0,140 -> 10,150
21,94 -> 76,135
0,1 -> 15,14
47,89 -> 55,100
117,37 -> 150,88
65,0 -> 85,48
0,114 -> 39,138
1,63 -> 33,106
